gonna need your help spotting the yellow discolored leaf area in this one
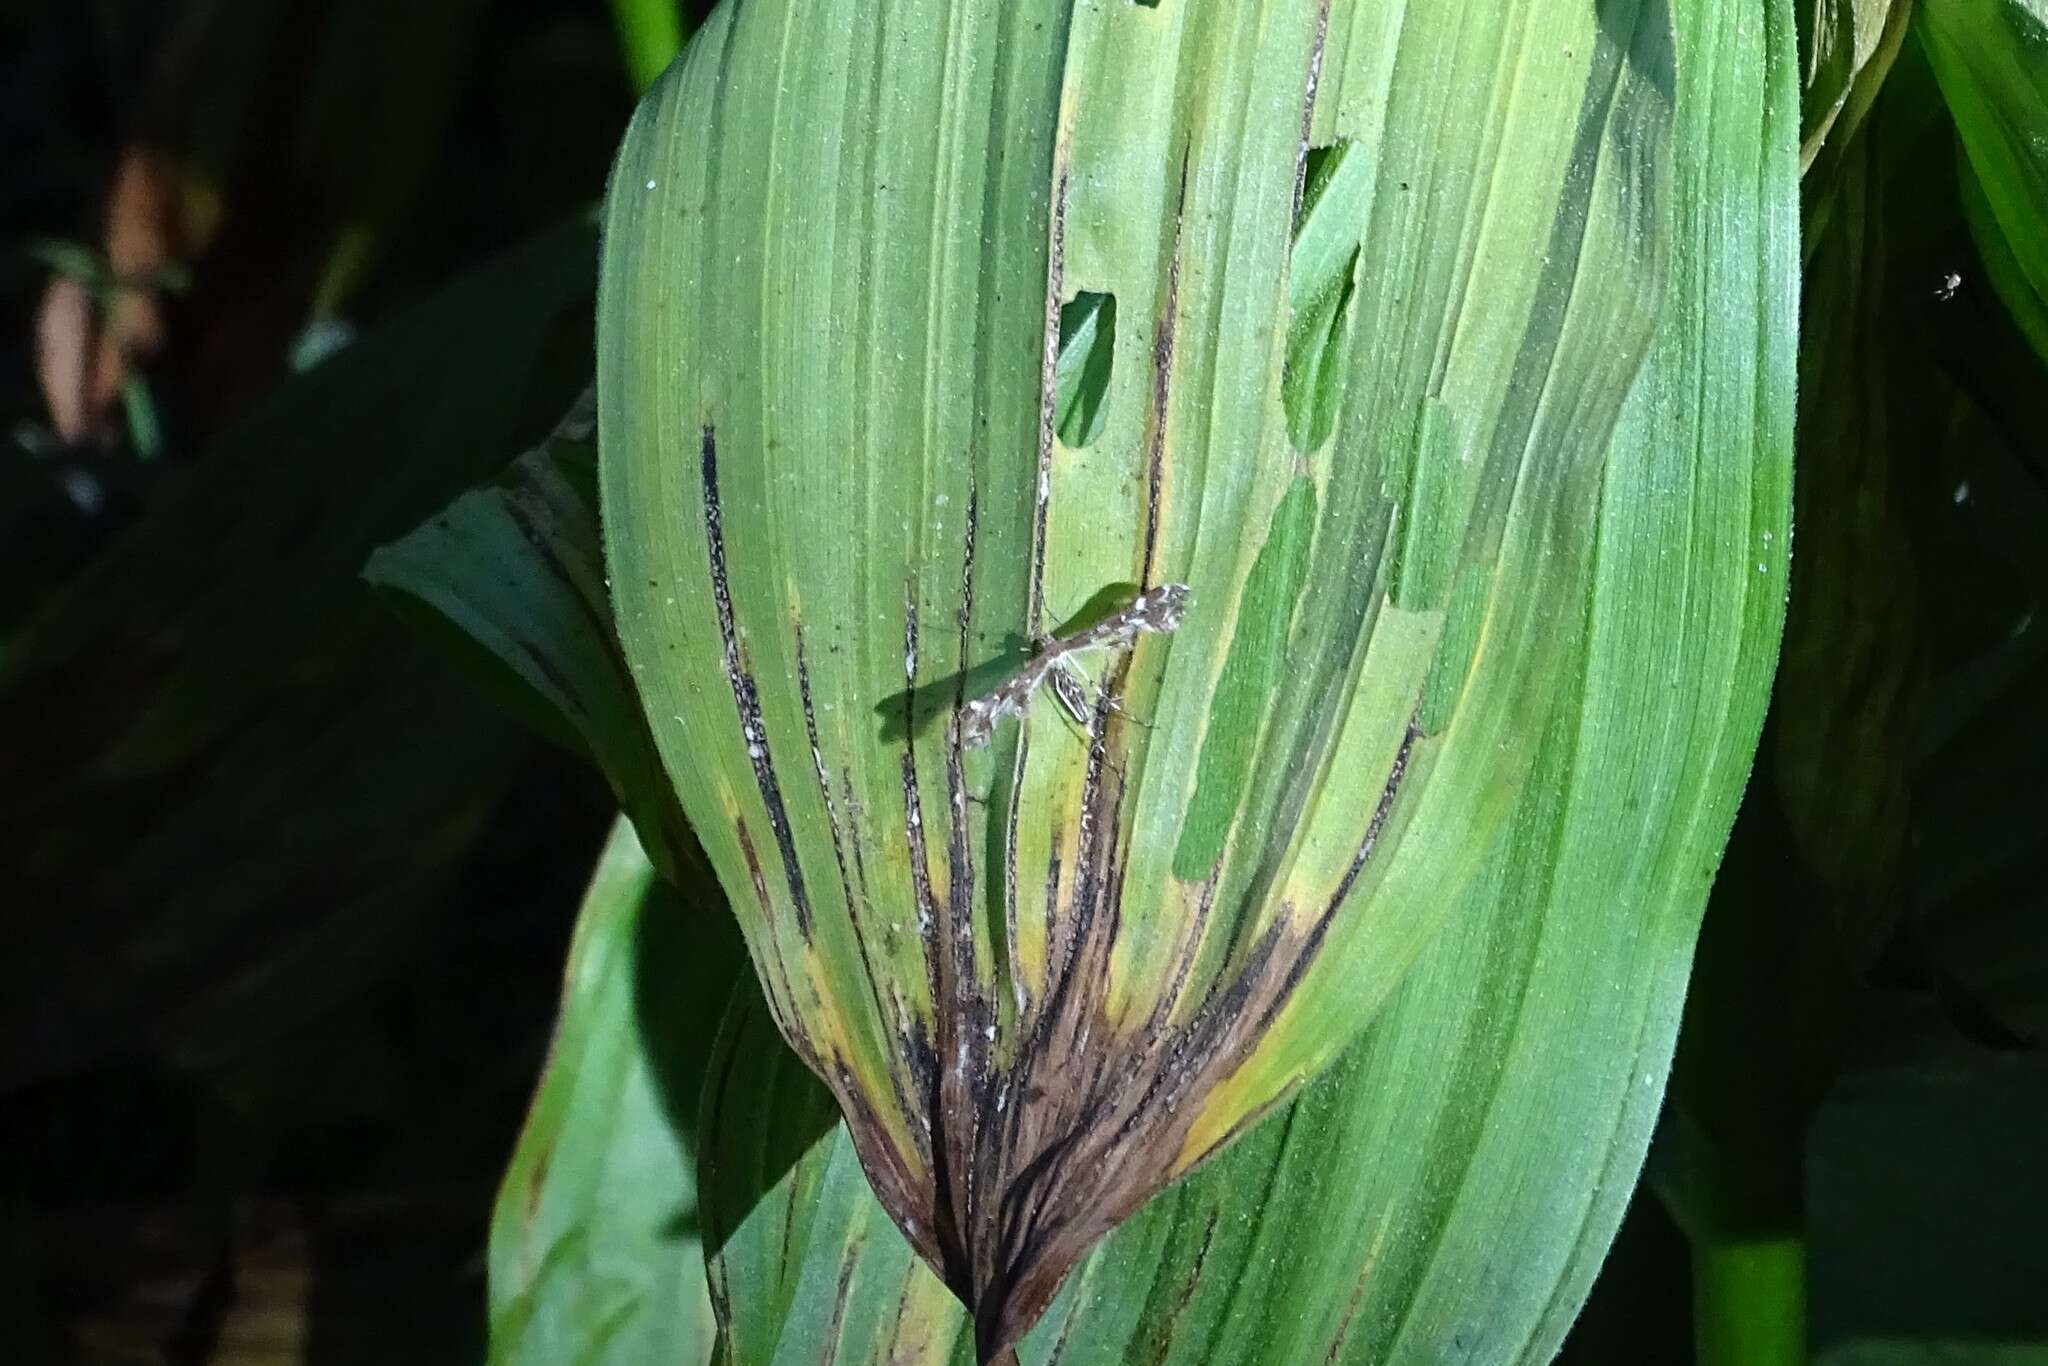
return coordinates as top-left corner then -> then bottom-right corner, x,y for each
599,0 -> 1701,1357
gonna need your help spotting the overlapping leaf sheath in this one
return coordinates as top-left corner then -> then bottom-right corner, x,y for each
599,0 -> 1678,1354
1798,0 -> 1912,186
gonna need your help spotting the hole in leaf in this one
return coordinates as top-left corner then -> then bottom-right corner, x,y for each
1283,140 -> 1368,452
1294,145 -> 1342,235
1053,290 -> 1116,448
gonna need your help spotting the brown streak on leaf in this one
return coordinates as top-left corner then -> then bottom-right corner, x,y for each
702,424 -> 818,937
1141,152 -> 1190,589
1320,1232 -> 1385,1363
818,1233 -> 863,1366
1140,1210 -> 1218,1366
1029,160 -> 1071,638
1292,0 -> 1336,224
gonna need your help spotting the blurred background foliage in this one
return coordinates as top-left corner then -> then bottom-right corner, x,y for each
1,0 -> 2044,1363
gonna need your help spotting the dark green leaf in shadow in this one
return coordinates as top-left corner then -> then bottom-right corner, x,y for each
1962,158 -> 2048,362
1809,1061 -> 2048,1355
364,390 -> 700,883
1798,0 -> 1915,192
0,217 -> 598,1086
1663,25 -> 2048,1361
1776,133 -> 1929,973
1920,0 -> 2048,366
1819,1346 -> 2048,1365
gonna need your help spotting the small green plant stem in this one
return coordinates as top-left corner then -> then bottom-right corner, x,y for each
1692,1233 -> 1805,1366
608,0 -> 688,93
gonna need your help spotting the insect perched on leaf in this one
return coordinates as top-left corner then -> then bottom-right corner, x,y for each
952,582 -> 1191,748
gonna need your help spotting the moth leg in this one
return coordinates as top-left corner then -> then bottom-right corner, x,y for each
1060,657 -> 1154,731
1046,661 -> 1096,734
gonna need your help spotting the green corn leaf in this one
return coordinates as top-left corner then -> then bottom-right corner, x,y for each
599,0 -> 1780,1353
693,0 -> 1795,1358
488,817 -> 744,1366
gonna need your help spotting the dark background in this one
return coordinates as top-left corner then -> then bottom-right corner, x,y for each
2,2 -> 2042,1363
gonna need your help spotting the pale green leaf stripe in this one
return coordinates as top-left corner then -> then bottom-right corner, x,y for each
698,0 -> 1796,1357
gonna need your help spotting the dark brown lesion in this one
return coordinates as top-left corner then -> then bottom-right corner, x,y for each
1142,1209 -> 1220,1362
703,411 -> 1422,1362
1141,151 -> 1190,590
859,693 -> 1427,1361
1319,1244 -> 1379,1364
792,603 -> 1424,1359
795,624 -> 862,927
1139,862 -> 1221,1043
1028,164 -> 1071,639
818,1246 -> 862,1366
1321,717 -> 1424,926
700,422 -> 817,938
1291,0 -> 1336,225
797,621 -> 922,1141
732,818 -> 794,1040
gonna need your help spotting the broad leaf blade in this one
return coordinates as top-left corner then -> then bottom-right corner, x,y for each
598,0 -> 1731,1349
668,0 -> 1797,1360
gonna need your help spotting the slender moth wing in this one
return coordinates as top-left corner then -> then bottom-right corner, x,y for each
1047,579 -> 1146,639
952,582 -> 1191,749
